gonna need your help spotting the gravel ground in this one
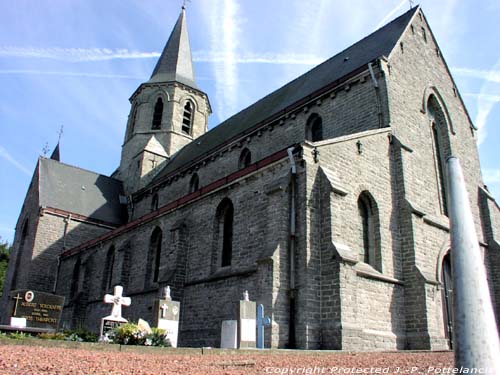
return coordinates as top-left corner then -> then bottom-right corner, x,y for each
0,344 -> 454,375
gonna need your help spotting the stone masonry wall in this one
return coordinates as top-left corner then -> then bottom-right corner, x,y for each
57,158 -> 295,348
0,166 -> 40,323
304,130 -> 406,350
385,9 -> 489,349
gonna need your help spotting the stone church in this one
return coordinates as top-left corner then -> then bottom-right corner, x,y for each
2,6 -> 500,350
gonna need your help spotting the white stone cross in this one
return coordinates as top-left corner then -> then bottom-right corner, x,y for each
160,303 -> 169,319
103,285 -> 131,322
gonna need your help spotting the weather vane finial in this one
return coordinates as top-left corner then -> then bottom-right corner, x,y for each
182,0 -> 191,10
57,125 -> 64,143
42,142 -> 50,157
409,0 -> 414,9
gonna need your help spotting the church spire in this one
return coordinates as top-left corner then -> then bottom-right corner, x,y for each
148,8 -> 197,89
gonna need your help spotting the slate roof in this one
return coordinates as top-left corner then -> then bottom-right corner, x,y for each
39,158 -> 126,225
148,8 -> 197,89
150,7 -> 418,185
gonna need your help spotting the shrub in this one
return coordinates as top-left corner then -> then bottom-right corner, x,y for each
7,332 -> 29,340
112,322 -> 146,345
38,332 -> 66,340
64,328 -> 98,342
111,323 -> 171,347
149,328 -> 171,347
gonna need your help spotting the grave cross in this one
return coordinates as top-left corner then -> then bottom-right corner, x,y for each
257,304 -> 271,349
104,285 -> 131,321
12,293 -> 23,316
160,303 -> 169,319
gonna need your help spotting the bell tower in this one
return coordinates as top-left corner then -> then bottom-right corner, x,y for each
118,7 -> 211,194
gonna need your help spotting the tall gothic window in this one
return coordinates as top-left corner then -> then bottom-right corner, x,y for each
357,192 -> 381,271
432,123 -> 448,216
70,258 -> 81,300
149,227 -> 163,283
182,101 -> 194,135
428,95 -> 451,216
102,245 -> 115,291
216,198 -> 234,267
152,98 -> 163,129
306,114 -> 323,142
238,148 -> 252,169
189,173 -> 199,193
12,219 -> 29,289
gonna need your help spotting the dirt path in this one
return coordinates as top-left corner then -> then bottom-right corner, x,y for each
0,344 -> 454,375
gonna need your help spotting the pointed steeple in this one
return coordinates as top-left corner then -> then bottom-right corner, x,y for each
148,8 -> 197,88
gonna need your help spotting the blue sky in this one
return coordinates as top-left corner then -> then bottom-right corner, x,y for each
0,0 -> 499,244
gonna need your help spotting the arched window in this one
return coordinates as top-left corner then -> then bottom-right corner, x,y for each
70,258 -> 81,300
238,148 -> 251,169
428,95 -> 451,216
128,106 -> 138,139
148,227 -> 163,283
216,198 -> 234,267
12,219 -> 29,289
306,114 -> 323,142
102,245 -> 115,291
151,193 -> 159,212
189,173 -> 199,193
182,101 -> 194,135
152,98 -> 163,129
357,192 -> 381,271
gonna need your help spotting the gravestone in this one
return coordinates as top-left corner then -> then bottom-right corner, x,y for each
100,285 -> 131,340
8,290 -> 64,331
238,290 -> 256,348
154,286 -> 180,347
220,320 -> 238,349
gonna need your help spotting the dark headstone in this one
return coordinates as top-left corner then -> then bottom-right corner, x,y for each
8,290 -> 65,331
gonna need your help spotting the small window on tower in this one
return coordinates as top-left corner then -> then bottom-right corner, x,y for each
182,101 -> 194,135
152,98 -> 163,129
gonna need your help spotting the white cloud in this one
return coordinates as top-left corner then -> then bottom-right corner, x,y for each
193,51 -> 324,65
201,0 -> 243,121
0,69 -> 144,79
483,168 -> 500,184
0,46 -> 159,62
0,146 -> 31,176
376,0 -> 408,30
0,45 -> 325,66
452,67 -> 500,84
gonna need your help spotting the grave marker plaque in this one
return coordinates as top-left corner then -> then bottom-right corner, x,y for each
154,286 -> 180,347
100,285 -> 131,341
8,290 -> 64,331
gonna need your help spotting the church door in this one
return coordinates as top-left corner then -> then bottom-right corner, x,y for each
442,253 -> 453,348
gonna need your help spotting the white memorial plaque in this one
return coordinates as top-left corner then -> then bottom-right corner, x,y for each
10,317 -> 27,328
220,320 -> 238,349
158,319 -> 179,348
240,318 -> 256,342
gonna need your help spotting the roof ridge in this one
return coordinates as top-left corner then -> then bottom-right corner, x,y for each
40,157 -> 122,183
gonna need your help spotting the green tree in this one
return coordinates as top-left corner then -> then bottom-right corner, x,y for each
0,238 -> 11,298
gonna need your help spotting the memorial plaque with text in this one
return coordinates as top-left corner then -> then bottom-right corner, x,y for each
9,290 -> 65,330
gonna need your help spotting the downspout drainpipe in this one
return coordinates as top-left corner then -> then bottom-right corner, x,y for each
53,213 -> 71,293
368,62 -> 384,128
287,147 -> 297,348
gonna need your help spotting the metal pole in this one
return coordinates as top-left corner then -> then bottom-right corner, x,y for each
447,156 -> 500,373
